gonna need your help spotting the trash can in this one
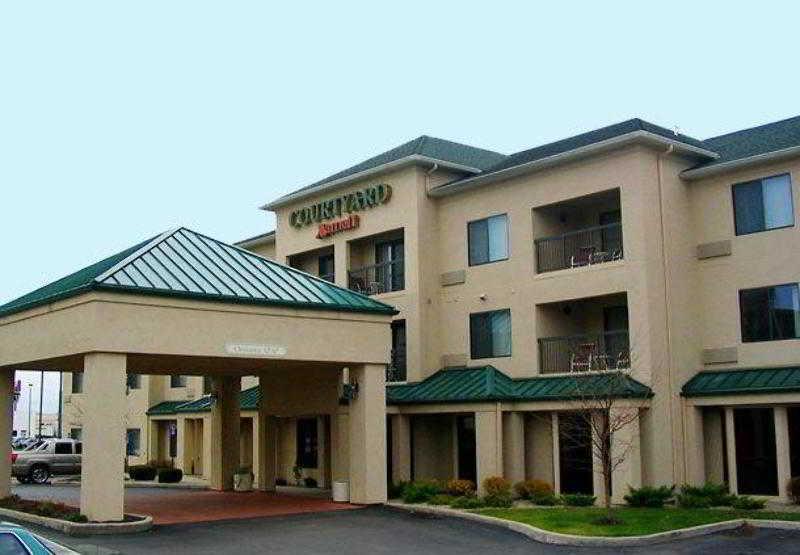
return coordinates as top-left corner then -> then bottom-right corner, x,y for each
332,481 -> 350,503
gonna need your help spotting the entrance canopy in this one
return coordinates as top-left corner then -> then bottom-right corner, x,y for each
0,228 -> 396,521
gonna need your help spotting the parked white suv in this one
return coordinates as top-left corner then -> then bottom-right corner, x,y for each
12,438 -> 82,484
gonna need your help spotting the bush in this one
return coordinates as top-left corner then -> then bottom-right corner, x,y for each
128,465 -> 157,481
676,493 -> 712,509
428,494 -> 456,506
64,513 -> 89,523
275,477 -> 288,487
387,481 -> 407,499
532,493 -> 559,506
304,477 -> 318,488
680,483 -> 733,506
561,493 -> 596,507
788,477 -> 800,504
483,476 -> 511,498
624,485 -> 675,508
0,495 -> 86,522
157,468 -> 183,484
482,494 -> 513,508
402,481 -> 440,504
731,495 -> 766,510
450,496 -> 485,510
514,479 -> 554,500
445,479 -> 476,497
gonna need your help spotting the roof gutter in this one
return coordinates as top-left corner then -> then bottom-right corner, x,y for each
680,144 -> 800,180
429,131 -> 719,198
261,155 -> 483,211
235,231 -> 276,249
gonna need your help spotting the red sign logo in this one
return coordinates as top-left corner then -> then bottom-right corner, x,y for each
317,214 -> 360,239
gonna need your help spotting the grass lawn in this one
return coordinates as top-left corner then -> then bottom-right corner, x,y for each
476,507 -> 800,537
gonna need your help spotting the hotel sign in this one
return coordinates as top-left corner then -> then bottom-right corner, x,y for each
289,184 -> 392,237
225,343 -> 287,358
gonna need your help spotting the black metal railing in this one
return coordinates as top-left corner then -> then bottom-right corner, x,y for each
538,330 -> 630,374
534,223 -> 623,273
348,260 -> 404,295
387,348 -> 407,382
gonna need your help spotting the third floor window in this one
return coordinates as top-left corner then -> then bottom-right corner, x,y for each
733,173 -> 794,235
468,214 -> 508,266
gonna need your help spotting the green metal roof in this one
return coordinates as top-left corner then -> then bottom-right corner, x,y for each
0,227 -> 396,318
147,385 -> 261,415
682,367 -> 800,398
387,366 -> 652,405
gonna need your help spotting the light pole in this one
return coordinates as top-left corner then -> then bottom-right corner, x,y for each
26,383 -> 33,438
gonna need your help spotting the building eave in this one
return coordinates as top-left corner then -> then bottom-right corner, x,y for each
234,231 -> 275,249
429,131 -> 719,198
261,155 -> 483,211
680,145 -> 800,180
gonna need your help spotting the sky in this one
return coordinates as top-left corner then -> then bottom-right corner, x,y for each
2,1 -> 800,429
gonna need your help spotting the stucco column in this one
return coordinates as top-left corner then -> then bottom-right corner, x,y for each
256,410 -> 277,491
0,370 -> 14,498
774,407 -> 791,502
80,353 -> 127,522
683,403 -> 706,486
610,407 -> 642,504
390,414 -> 412,484
475,408 -> 502,495
724,407 -> 738,494
591,411 -> 607,504
503,412 -> 525,486
334,241 -> 350,289
348,364 -> 386,504
148,419 -> 160,463
551,413 -> 561,495
176,417 -> 188,473
209,375 -> 240,491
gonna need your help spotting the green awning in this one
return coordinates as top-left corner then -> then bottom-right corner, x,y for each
682,367 -> 800,398
146,400 -> 190,416
147,385 -> 261,415
387,366 -> 652,405
0,227 -> 397,318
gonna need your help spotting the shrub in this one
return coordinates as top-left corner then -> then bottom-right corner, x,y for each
676,493 -> 712,509
561,493 -> 596,507
483,476 -> 511,498
788,477 -> 800,504
275,477 -> 288,487
128,465 -> 157,481
514,479 -> 554,500
731,495 -> 766,510
428,494 -> 456,506
680,483 -> 733,506
157,468 -> 183,483
482,494 -> 513,508
624,485 -> 675,508
304,477 -> 318,488
402,481 -> 440,504
446,479 -> 476,497
387,481 -> 407,499
450,496 -> 485,510
64,513 -> 89,523
532,493 -> 559,506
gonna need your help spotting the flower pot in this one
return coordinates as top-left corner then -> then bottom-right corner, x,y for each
233,472 -> 253,492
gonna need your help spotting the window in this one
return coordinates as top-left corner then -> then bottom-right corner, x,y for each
75,442 -> 82,454
470,309 -> 512,359
318,254 -> 335,282
127,374 -> 141,390
389,320 -> 407,382
71,373 -> 83,394
296,418 -> 318,468
733,174 -> 794,235
468,214 -> 508,266
126,429 -> 141,456
375,239 -> 404,292
740,283 -> 800,342
203,376 -> 213,394
170,375 -> 187,388
54,442 -> 72,455
70,428 -> 82,441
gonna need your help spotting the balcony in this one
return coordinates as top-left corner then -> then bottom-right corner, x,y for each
535,222 -> 623,273
348,260 -> 404,295
538,330 -> 630,374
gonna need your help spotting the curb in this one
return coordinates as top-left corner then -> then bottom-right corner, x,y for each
45,480 -> 209,491
386,503 -> 800,547
0,507 -> 153,536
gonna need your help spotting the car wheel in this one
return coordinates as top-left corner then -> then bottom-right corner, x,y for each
29,466 -> 49,485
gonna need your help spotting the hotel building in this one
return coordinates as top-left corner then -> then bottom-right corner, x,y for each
57,115 -> 800,502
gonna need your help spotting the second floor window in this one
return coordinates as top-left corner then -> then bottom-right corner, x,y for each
126,374 -> 141,390
126,429 -> 141,456
71,373 -> 83,394
470,309 -> 512,359
318,254 -> 335,282
740,283 -> 800,342
170,375 -> 187,388
468,214 -> 508,266
733,173 -> 794,235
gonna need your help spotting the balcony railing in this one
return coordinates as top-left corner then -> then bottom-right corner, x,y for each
319,273 -> 335,283
534,222 -> 623,273
387,348 -> 407,382
538,330 -> 630,374
348,260 -> 404,295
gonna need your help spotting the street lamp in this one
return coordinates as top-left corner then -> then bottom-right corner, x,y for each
26,383 -> 33,438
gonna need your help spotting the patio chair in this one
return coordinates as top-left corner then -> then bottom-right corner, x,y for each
570,246 -> 595,268
616,350 -> 630,369
570,342 -> 596,372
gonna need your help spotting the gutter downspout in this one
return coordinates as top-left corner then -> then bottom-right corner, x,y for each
656,145 -> 679,483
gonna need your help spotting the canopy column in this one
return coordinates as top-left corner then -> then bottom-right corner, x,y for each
348,364 -> 386,504
209,375 -> 240,491
256,385 -> 277,492
80,353 -> 127,521
390,414 -> 412,484
503,412 -> 525,485
0,370 -> 13,498
475,408 -> 502,496
610,407 -> 642,504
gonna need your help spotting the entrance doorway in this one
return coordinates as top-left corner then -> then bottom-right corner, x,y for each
734,408 -> 778,495
559,413 -> 594,495
790,408 -> 800,477
456,415 -> 477,483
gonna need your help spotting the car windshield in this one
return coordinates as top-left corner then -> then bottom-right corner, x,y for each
21,441 -> 44,451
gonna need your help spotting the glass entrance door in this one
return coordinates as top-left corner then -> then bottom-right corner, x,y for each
456,415 -> 477,483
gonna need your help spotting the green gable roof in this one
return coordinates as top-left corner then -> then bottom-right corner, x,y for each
387,366 -> 651,405
0,227 -> 396,318
682,367 -> 800,398
147,385 -> 261,415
